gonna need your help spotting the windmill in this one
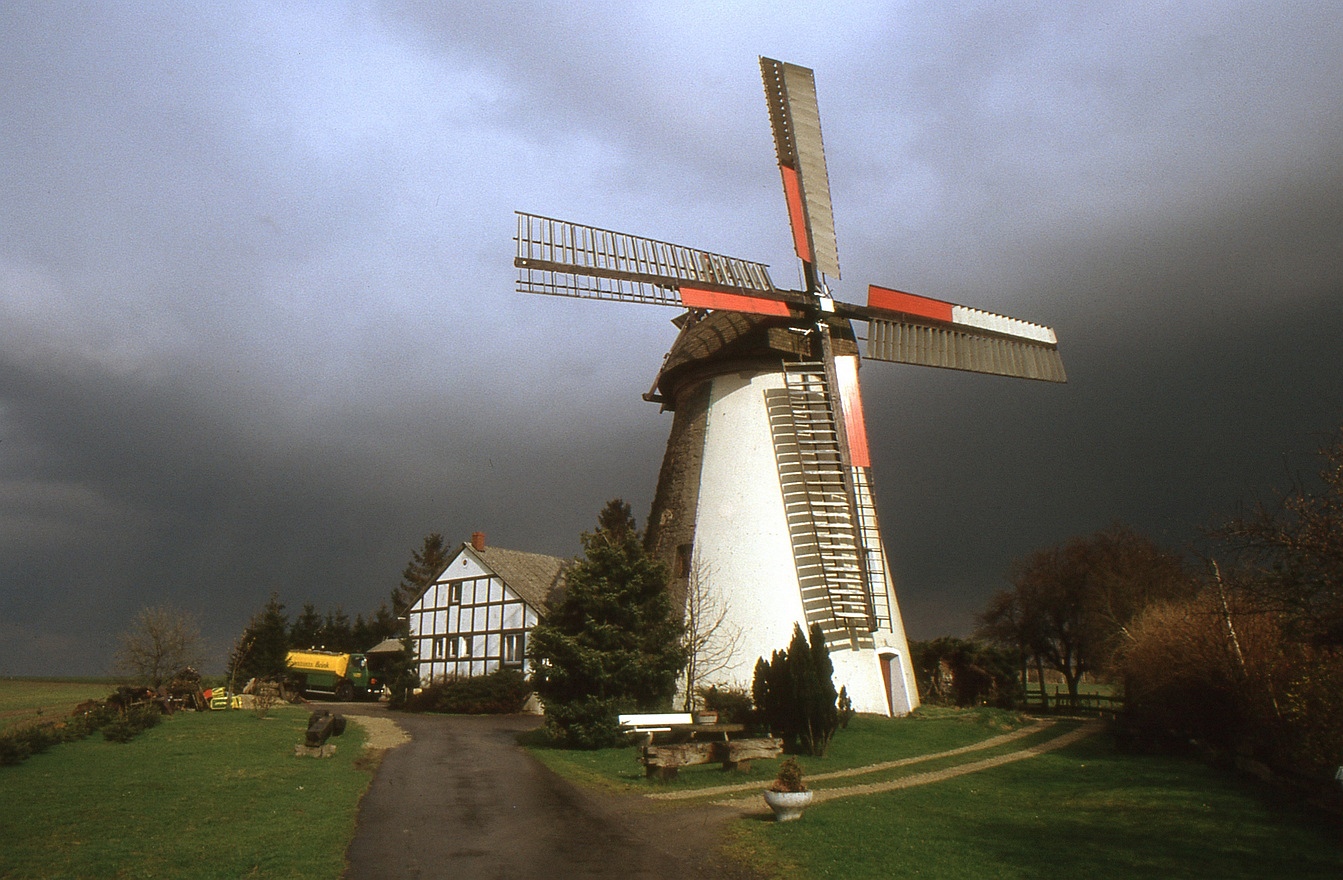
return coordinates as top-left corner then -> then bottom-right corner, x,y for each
514,58 -> 1065,715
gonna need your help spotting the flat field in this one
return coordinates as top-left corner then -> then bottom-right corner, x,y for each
0,678 -> 117,731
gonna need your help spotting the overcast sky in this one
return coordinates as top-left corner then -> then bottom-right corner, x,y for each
3,2 -> 1340,676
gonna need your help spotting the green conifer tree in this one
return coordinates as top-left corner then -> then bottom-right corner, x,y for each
752,622 -> 840,756
229,593 -> 290,684
528,499 -> 688,747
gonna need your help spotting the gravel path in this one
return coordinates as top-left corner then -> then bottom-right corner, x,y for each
346,713 -> 411,751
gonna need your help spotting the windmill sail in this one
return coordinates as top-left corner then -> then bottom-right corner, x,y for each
771,364 -> 875,633
856,285 -> 1067,382
515,212 -> 796,316
761,57 -> 841,281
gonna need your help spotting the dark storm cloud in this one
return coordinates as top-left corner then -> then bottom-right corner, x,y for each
2,2 -> 1340,674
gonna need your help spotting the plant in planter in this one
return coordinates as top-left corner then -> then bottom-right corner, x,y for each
763,757 -> 813,821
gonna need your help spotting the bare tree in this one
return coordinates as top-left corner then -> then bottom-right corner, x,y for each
115,605 -> 204,688
978,524 -> 1193,703
1212,426 -> 1343,644
679,562 -> 743,710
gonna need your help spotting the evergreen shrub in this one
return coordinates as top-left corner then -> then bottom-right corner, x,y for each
699,685 -> 755,726
402,669 -> 533,715
752,623 -> 840,756
102,705 -> 163,743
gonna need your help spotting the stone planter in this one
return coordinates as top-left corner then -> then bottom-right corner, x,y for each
763,789 -> 813,822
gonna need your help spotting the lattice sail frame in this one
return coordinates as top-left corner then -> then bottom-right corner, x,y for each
515,212 -> 796,316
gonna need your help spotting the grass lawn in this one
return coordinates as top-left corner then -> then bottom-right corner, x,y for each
731,731 -> 1341,879
0,678 -> 118,732
0,705 -> 374,880
523,707 -> 1033,794
525,708 -> 1340,878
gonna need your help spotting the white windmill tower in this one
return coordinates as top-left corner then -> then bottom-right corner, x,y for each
515,58 -> 1066,715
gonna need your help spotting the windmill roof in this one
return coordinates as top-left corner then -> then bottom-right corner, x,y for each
657,310 -> 859,403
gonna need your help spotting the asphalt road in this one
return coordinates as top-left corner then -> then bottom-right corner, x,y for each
340,709 -> 746,880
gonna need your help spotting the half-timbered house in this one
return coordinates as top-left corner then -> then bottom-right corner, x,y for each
407,533 -> 566,683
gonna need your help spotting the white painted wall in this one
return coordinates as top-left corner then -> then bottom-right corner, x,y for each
690,368 -> 919,715
692,369 -> 806,694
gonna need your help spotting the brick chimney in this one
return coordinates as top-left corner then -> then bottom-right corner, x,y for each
471,531 -> 486,551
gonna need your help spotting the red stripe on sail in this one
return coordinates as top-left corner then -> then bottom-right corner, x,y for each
680,287 -> 792,317
834,355 -> 871,468
780,165 -> 812,264
868,285 -> 954,323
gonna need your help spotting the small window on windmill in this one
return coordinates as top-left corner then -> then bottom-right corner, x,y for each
675,543 -> 693,578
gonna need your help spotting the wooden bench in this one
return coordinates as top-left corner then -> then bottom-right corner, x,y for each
618,713 -> 695,738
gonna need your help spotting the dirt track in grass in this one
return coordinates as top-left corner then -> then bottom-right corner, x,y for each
711,720 -> 1102,811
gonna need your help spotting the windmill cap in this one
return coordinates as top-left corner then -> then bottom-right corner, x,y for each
655,311 -> 859,405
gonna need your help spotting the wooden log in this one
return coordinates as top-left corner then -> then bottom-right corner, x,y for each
722,738 -> 783,762
641,737 -> 784,779
644,741 -> 717,768
718,738 -> 782,773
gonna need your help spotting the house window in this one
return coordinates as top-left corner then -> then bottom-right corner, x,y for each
432,637 -> 444,659
449,583 -> 463,605
503,632 -> 524,666
461,636 -> 472,658
446,637 -> 460,659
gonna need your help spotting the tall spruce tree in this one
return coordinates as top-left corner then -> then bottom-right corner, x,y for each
394,533 -> 451,618
229,593 -> 290,684
289,602 -> 323,649
528,499 -> 687,747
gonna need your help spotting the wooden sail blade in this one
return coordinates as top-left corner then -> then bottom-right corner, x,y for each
865,317 -> 1068,382
867,284 -> 1058,345
514,212 -> 786,309
760,57 -> 841,280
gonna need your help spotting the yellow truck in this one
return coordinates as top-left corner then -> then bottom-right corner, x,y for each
285,649 -> 377,701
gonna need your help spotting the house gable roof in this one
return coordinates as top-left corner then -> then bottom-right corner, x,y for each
432,543 -> 568,611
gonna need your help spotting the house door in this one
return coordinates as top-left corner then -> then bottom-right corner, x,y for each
879,652 -> 910,716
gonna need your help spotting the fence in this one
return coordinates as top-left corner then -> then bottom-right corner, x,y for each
1021,687 -> 1123,715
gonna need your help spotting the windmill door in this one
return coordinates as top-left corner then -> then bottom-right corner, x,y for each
879,651 -> 911,717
